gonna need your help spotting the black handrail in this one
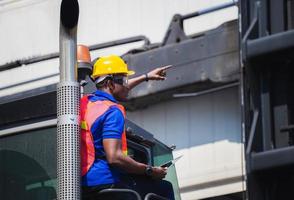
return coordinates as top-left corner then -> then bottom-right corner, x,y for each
162,0 -> 238,46
182,1 -> 238,20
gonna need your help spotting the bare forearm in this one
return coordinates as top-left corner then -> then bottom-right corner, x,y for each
104,139 -> 146,174
108,153 -> 147,174
128,65 -> 171,89
103,139 -> 167,179
128,74 -> 146,90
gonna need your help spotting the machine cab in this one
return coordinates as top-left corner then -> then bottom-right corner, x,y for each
0,86 -> 180,200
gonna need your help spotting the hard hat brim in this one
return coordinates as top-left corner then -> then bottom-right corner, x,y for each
91,70 -> 135,80
127,70 -> 135,76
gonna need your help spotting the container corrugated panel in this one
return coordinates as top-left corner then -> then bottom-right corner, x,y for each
127,86 -> 244,199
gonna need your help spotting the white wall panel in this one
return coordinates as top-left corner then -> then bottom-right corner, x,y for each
1,0 -> 237,64
127,86 -> 243,199
0,0 -> 60,64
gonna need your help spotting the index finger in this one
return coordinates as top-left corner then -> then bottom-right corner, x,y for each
159,65 -> 173,71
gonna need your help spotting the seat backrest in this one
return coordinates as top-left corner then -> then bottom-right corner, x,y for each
93,188 -> 142,200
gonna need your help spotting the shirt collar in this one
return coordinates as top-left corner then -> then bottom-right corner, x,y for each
90,90 -> 118,103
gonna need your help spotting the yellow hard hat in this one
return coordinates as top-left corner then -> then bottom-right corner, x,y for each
91,55 -> 135,79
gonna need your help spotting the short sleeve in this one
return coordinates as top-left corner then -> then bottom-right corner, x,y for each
102,107 -> 124,139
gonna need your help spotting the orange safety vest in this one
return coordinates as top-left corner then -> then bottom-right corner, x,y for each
80,95 -> 128,176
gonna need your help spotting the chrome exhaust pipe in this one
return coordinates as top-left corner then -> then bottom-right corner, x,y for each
57,0 -> 80,199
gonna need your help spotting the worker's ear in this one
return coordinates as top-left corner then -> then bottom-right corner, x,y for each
108,79 -> 115,92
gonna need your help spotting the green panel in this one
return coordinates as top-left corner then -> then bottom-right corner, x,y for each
152,139 -> 181,200
0,126 -> 181,200
0,127 -> 57,200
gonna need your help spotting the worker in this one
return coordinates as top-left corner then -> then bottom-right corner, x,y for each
80,53 -> 174,199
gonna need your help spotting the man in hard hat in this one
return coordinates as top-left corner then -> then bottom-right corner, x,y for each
80,54 -> 174,199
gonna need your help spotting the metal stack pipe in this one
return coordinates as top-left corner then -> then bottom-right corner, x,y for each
57,0 -> 80,199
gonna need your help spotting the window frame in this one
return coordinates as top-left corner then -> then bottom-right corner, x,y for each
0,118 -> 56,137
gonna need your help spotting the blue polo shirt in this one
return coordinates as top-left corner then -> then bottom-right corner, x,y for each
82,90 -> 125,186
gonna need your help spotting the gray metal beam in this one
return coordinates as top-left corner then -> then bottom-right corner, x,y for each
246,29 -> 294,59
251,146 -> 294,171
124,20 -> 239,100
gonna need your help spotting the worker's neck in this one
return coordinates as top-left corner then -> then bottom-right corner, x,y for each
99,88 -> 113,96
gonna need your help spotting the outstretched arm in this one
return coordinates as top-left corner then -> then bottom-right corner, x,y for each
128,65 -> 172,90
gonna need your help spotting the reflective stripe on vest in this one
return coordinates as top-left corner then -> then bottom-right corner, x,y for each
80,95 -> 128,176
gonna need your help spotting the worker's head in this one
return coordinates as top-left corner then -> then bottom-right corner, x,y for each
92,55 -> 135,101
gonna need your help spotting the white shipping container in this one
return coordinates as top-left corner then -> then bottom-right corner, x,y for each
128,86 -> 244,199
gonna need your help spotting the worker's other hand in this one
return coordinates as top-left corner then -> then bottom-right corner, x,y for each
147,65 -> 172,81
151,166 -> 167,179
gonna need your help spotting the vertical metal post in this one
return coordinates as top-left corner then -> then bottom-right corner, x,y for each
57,0 -> 80,200
287,0 -> 294,29
258,0 -> 268,37
270,0 -> 286,33
260,71 -> 272,151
